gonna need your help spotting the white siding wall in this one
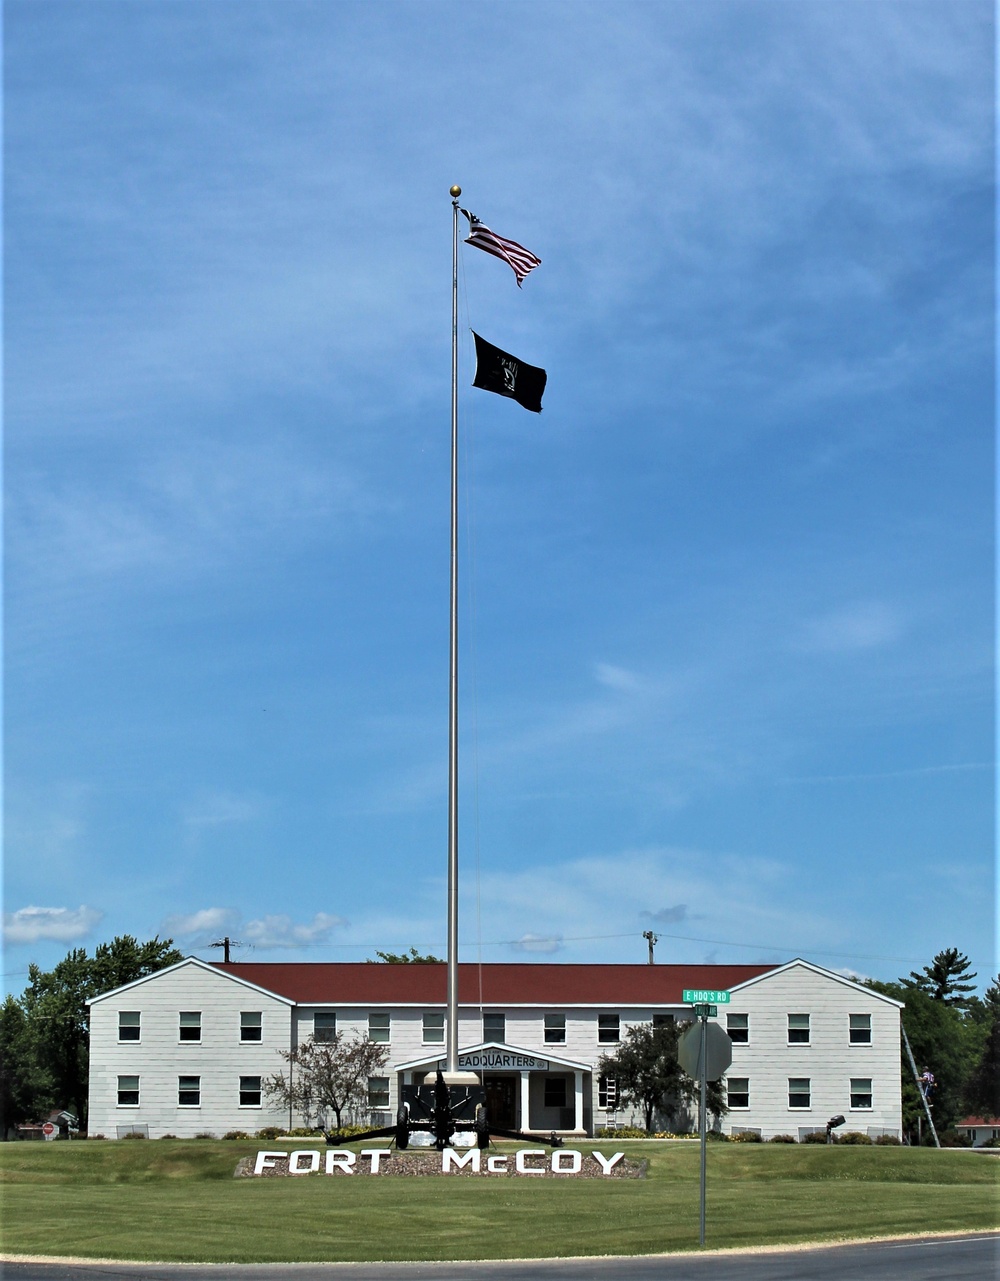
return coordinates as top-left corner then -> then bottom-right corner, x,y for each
724,963 -> 902,1139
88,962 -> 292,1138
87,960 -> 902,1139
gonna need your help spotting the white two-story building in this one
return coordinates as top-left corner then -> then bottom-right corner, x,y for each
86,957 -> 902,1140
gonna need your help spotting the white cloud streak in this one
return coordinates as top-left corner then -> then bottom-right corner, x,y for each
3,905 -> 104,946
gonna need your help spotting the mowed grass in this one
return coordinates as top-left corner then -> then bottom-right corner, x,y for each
1,1139 -> 997,1263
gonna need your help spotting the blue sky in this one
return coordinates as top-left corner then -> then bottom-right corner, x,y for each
4,0 -> 994,995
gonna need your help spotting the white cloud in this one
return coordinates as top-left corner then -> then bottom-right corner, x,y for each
162,907 -> 238,943
509,933 -> 564,955
242,913 -> 347,950
3,905 -> 104,946
161,907 -> 347,952
594,662 -> 643,693
181,792 -> 265,828
798,601 -> 903,653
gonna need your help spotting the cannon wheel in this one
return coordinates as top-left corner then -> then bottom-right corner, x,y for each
475,1103 -> 489,1150
395,1104 -> 409,1150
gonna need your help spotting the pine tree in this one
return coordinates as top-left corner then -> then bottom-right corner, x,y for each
907,948 -> 978,1008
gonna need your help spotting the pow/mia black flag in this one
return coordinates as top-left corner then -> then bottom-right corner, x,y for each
471,332 -> 546,413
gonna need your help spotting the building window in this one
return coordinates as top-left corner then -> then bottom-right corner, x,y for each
117,1075 -> 140,1106
849,1014 -> 872,1044
483,1012 -> 505,1042
240,1012 -> 262,1042
727,1077 -> 750,1109
544,1014 -> 566,1044
368,1012 -> 390,1044
850,1078 -> 872,1109
727,1013 -> 749,1044
179,1011 -> 201,1042
598,1075 -> 617,1108
787,1014 -> 810,1044
652,1014 -> 674,1028
178,1076 -> 201,1106
118,1011 -> 141,1042
788,1077 -> 811,1108
423,1013 -> 445,1044
544,1078 -> 567,1109
240,1076 -> 262,1107
598,1014 -> 620,1043
314,1013 -> 337,1043
368,1076 -> 390,1108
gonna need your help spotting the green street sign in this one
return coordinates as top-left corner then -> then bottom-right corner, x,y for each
682,989 -> 731,1004
693,1004 -> 718,1018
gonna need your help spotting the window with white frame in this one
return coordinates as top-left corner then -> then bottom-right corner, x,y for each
240,1012 -> 262,1042
179,1011 -> 201,1042
598,1075 -> 617,1108
850,1078 -> 872,1109
118,1011 -> 140,1042
727,1012 -> 749,1044
726,1077 -> 750,1108
368,1012 -> 390,1043
314,1012 -> 337,1043
423,1012 -> 445,1044
117,1075 -> 140,1106
368,1076 -> 390,1108
788,1077 -> 811,1108
598,1014 -> 620,1043
544,1014 -> 566,1044
240,1076 -> 262,1106
483,1012 -> 505,1041
178,1075 -> 201,1106
787,1013 -> 810,1044
849,1014 -> 872,1044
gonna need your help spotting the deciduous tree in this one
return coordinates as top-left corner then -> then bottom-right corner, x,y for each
264,1031 -> 390,1131
598,1021 -> 725,1133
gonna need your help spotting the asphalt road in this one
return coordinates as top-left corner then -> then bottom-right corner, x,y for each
2,1236 -> 997,1281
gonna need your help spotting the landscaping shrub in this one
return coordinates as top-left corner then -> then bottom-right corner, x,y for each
731,1130 -> 762,1142
87,1134 -> 107,1140
939,1129 -> 973,1148
122,1131 -> 147,1139
158,1135 -> 178,1140
193,1133 -> 216,1140
768,1134 -> 797,1143
285,1127 -> 323,1138
875,1134 -> 901,1145
706,1129 -> 729,1141
255,1127 -> 284,1140
838,1132 -> 873,1145
595,1126 -> 647,1138
802,1129 -> 829,1143
222,1131 -> 251,1140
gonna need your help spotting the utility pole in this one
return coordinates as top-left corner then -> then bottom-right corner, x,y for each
210,937 -> 241,964
642,930 -> 659,964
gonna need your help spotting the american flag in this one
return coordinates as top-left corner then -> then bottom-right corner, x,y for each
461,210 -> 541,286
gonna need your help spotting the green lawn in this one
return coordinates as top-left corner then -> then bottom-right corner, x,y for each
1,1139 -> 997,1263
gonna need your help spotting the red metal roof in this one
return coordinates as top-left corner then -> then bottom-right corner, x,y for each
213,961 -> 774,1005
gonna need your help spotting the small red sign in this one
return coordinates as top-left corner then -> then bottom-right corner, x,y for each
42,1122 -> 55,1135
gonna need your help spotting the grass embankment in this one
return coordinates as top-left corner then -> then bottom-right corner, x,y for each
1,1139 -> 997,1263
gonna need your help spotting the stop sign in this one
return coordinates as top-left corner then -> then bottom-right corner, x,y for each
678,1021 -> 733,1081
42,1122 -> 56,1139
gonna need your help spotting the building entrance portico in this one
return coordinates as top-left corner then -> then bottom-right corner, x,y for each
395,1041 -> 591,1135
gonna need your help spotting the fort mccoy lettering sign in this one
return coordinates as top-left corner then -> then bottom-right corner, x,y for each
245,1147 -> 638,1179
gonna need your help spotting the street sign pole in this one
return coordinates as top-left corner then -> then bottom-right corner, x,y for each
698,1014 -> 707,1246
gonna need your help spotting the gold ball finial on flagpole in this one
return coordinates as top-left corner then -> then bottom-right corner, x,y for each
450,185 -> 461,197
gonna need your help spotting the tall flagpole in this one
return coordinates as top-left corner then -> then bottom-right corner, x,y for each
446,184 -> 462,1073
